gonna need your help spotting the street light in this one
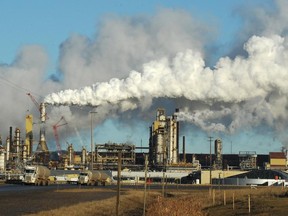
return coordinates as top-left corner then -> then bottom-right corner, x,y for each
90,110 -> 97,170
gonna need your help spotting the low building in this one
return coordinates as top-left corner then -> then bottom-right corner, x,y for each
269,152 -> 287,170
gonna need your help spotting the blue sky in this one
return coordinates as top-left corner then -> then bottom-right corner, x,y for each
0,0 -> 247,65
0,0 -> 286,155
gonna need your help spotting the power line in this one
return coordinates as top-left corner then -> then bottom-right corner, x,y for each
0,74 -> 42,98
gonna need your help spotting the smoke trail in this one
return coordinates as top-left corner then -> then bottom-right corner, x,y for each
45,35 -> 288,135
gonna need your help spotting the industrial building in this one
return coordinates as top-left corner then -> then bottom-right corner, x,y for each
94,143 -> 136,169
149,108 -> 179,169
0,105 -> 287,186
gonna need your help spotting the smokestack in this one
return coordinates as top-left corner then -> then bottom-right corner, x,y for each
40,103 -> 46,123
183,136 -> 186,163
176,121 -> 179,163
9,126 -> 12,153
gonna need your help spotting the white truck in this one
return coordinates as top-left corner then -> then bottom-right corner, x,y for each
23,165 -> 51,186
78,170 -> 113,186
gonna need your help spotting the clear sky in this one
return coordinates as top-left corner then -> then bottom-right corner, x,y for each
0,0 -> 286,155
0,0 -> 259,65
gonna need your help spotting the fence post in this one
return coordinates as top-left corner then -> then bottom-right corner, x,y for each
248,194 -> 251,214
143,155 -> 148,216
213,189 -> 215,206
162,171 -> 165,197
232,192 -> 235,210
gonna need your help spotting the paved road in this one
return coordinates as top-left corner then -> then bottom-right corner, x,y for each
0,183 -> 116,216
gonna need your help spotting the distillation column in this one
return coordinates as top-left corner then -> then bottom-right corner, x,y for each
36,103 -> 49,152
25,114 -> 33,158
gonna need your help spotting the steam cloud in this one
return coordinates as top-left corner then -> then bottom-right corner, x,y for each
45,35 -> 288,138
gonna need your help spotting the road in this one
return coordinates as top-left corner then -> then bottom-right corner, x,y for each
0,183 -> 116,216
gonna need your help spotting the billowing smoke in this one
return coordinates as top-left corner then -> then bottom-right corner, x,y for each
45,35 -> 288,144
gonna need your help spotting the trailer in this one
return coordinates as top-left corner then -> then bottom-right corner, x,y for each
23,165 -> 50,186
78,170 -> 112,186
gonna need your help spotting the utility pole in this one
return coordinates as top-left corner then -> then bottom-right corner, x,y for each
143,154 -> 148,216
90,111 -> 97,170
116,152 -> 122,216
208,136 -> 213,185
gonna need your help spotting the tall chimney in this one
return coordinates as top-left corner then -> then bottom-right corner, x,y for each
9,126 -> 12,153
183,136 -> 186,163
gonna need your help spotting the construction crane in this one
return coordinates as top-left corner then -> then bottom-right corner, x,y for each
52,116 -> 68,159
26,93 -> 48,122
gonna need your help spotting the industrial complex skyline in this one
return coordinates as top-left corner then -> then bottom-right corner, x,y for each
0,0 -> 287,154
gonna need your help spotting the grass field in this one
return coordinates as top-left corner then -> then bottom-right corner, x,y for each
20,185 -> 288,216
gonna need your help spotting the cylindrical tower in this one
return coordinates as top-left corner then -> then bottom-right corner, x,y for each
6,138 -> 10,161
22,144 -> 27,162
64,157 -> 68,170
40,103 -> 46,123
81,146 -> 87,165
183,136 -> 186,163
15,128 -> 21,159
214,139 -> 222,158
156,133 -> 165,165
68,144 -> 74,166
9,127 -> 13,153
0,147 -> 5,172
25,114 -> 33,157
214,139 -> 223,169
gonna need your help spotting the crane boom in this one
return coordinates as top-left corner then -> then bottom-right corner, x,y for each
52,116 -> 68,158
26,92 -> 48,121
27,93 -> 40,111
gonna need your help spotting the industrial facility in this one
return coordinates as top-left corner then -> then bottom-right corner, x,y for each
0,103 -> 287,186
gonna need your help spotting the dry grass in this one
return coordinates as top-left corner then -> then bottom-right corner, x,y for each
146,194 -> 206,216
22,186 -> 288,216
147,186 -> 288,216
203,187 -> 288,216
24,188 -> 160,216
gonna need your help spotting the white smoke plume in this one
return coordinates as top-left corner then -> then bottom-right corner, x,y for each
45,35 -> 288,141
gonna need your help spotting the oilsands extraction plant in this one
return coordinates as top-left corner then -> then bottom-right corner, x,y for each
0,103 -> 288,186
